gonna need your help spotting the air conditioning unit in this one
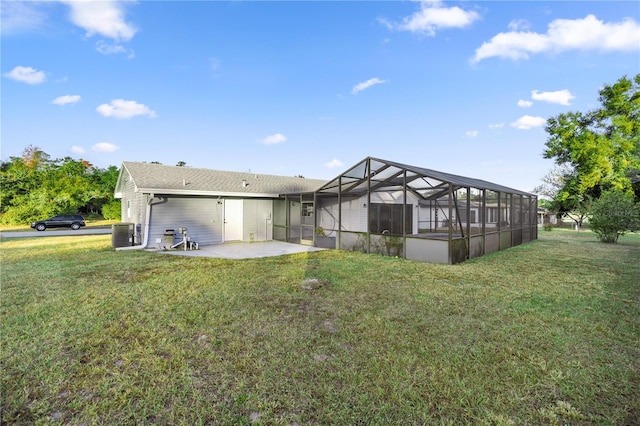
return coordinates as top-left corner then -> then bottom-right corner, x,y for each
112,222 -> 135,248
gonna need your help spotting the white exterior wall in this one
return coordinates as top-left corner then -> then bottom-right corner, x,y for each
148,196 -> 223,248
243,199 -> 273,241
317,197 -> 367,233
120,169 -> 148,244
417,206 -> 434,230
316,198 -> 338,234
146,196 -> 276,248
317,191 -> 420,234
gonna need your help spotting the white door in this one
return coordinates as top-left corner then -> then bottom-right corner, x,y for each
224,199 -> 243,241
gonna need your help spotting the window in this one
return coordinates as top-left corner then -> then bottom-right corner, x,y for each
369,203 -> 412,235
485,190 -> 499,225
501,193 -> 511,228
127,200 -> 131,218
487,208 -> 498,223
458,209 -> 477,224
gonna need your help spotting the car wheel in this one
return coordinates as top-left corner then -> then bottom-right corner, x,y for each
36,224 -> 46,231
71,223 -> 81,230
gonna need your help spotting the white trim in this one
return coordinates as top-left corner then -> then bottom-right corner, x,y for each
135,188 -> 281,198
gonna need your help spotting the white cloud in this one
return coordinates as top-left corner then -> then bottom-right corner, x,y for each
324,159 -> 344,168
96,40 -> 135,58
96,99 -> 157,119
511,115 -> 547,130
260,133 -> 287,145
508,19 -> 531,32
472,14 -> 640,63
466,130 -> 479,137
52,95 -> 81,105
518,99 -> 533,108
3,65 -> 46,84
71,145 -> 85,154
60,0 -> 137,42
489,123 -> 505,129
92,142 -> 119,152
531,89 -> 575,106
380,0 -> 480,36
0,1 -> 47,34
352,77 -> 386,95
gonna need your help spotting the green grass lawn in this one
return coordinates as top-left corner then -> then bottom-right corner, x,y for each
1,230 -> 639,425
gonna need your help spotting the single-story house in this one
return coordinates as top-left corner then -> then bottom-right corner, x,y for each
115,157 -> 537,264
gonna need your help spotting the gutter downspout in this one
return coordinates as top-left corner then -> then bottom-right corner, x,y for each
116,194 -> 154,251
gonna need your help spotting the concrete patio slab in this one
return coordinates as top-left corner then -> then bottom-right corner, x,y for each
157,241 -> 326,259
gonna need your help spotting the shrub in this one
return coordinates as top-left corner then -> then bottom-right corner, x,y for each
101,201 -> 121,221
588,191 -> 640,243
0,201 -> 58,225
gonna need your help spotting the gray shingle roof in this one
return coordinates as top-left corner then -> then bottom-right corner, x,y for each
121,162 -> 326,196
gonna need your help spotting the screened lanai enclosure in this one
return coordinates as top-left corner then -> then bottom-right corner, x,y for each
274,157 -> 538,264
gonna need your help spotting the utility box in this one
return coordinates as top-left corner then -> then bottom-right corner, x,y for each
164,229 -> 175,247
112,222 -> 135,248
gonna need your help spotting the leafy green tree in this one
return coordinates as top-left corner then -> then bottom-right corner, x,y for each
543,74 -> 640,208
534,165 -> 593,228
83,165 -> 120,215
1,147 -> 122,225
0,146 -> 51,213
101,200 -> 122,221
589,191 -> 640,243
48,157 -> 93,211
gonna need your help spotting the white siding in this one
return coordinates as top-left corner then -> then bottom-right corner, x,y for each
121,169 -> 147,244
317,196 -> 367,233
243,199 -> 273,241
148,196 -> 223,248
317,193 -> 421,234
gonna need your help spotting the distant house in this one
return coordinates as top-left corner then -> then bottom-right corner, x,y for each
537,206 -> 558,225
115,157 -> 537,264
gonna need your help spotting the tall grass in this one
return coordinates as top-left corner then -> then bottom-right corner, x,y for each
1,230 -> 638,425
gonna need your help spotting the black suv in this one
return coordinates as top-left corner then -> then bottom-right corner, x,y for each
31,214 -> 86,231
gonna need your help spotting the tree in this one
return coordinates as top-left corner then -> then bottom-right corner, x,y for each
533,165 -> 591,228
543,74 -> 640,205
101,200 -> 121,220
82,165 -> 120,215
21,145 -> 50,171
0,147 -> 121,225
533,165 -> 570,201
589,191 -> 640,243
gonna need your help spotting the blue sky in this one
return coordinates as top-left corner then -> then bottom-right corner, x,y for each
2,1 -> 639,192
